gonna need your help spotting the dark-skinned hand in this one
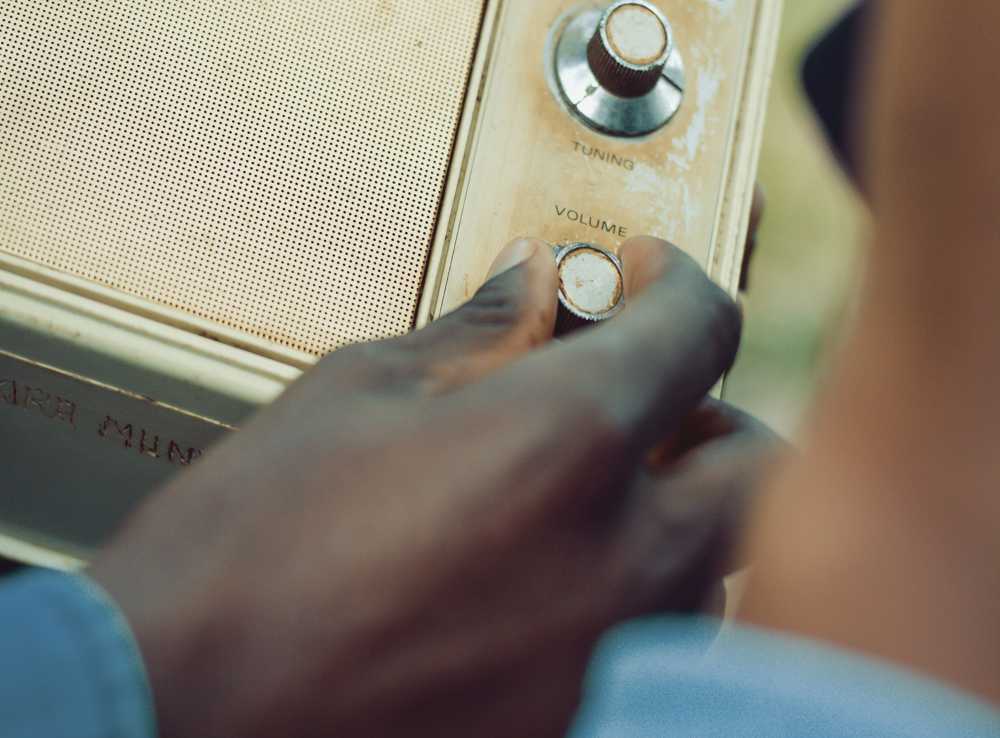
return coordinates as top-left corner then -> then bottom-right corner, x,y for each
92,236 -> 780,738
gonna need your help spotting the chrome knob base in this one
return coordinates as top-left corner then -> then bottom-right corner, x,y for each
554,1 -> 684,137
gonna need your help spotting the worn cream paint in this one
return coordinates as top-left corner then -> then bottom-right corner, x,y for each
607,4 -> 668,65
433,0 -> 779,316
559,248 -> 623,314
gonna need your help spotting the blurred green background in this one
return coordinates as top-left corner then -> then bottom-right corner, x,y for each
726,0 -> 868,436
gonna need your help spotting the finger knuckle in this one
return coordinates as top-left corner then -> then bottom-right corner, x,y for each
552,382 -> 632,460
463,274 -> 531,330
319,340 -> 420,390
448,272 -> 555,353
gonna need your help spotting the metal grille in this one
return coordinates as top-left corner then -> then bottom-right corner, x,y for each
0,0 -> 485,355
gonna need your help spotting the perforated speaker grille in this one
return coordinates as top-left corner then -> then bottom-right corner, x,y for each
0,1 -> 485,356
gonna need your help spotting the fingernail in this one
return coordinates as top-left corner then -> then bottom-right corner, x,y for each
487,238 -> 542,278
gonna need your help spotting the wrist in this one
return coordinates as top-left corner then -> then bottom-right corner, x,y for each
90,543 -> 232,738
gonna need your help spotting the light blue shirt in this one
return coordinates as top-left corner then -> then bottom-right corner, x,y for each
2,569 -> 998,738
570,619 -> 1000,738
0,570 -> 155,738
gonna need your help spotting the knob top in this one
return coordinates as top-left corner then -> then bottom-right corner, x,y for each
587,1 -> 673,98
555,243 -> 624,322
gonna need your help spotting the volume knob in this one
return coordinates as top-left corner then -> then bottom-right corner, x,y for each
587,1 -> 673,98
554,242 -> 625,333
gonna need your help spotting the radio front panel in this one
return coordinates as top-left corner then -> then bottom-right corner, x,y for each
0,0 -> 781,563
430,0 -> 776,319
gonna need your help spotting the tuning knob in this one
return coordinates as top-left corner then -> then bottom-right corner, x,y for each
587,1 -> 673,98
553,0 -> 685,137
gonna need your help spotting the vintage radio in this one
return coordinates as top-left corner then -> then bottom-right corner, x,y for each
0,0 -> 781,566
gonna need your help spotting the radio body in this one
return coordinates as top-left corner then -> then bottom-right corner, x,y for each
0,0 -> 781,565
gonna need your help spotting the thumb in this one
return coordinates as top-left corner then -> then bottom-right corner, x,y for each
399,238 -> 558,392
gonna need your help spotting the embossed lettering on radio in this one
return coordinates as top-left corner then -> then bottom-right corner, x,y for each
554,205 -> 628,238
572,141 -> 635,171
0,378 -> 77,427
